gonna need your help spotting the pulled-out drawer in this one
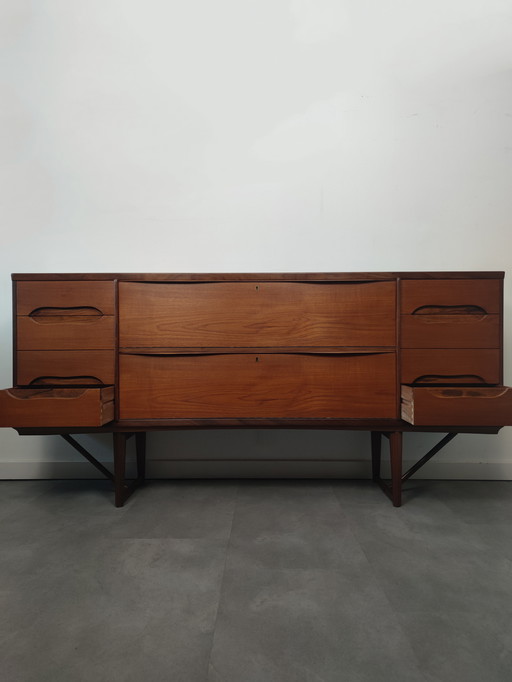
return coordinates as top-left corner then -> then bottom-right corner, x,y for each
401,314 -> 500,348
17,316 -> 115,351
401,385 -> 512,426
119,352 -> 397,419
0,387 -> 114,428
401,349 -> 501,385
119,281 -> 397,348
16,350 -> 115,386
401,279 -> 501,315
16,281 -> 115,316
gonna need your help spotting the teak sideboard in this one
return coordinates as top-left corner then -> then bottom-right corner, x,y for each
1,272 -> 511,507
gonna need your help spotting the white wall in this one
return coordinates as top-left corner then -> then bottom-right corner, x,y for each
1,0 -> 512,479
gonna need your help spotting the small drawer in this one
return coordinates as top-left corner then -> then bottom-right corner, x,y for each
401,385 -> 512,426
0,387 -> 114,428
119,281 -> 397,348
16,281 -> 115,316
401,314 -> 500,348
401,279 -> 501,315
16,350 -> 115,386
401,349 -> 501,385
119,351 -> 397,419
17,316 -> 115,351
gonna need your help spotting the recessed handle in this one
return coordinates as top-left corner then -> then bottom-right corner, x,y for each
412,305 -> 488,316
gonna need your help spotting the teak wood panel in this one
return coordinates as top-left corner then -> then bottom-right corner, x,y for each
16,351 -> 115,386
400,279 -> 501,314
400,315 -> 500,348
401,385 -> 512,426
119,352 -> 397,419
118,281 -> 397,348
17,316 -> 115,351
12,272 -> 504,282
401,349 -> 501,385
16,281 -> 115,315
0,387 -> 114,428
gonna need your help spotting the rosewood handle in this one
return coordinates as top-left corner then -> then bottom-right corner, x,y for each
411,305 -> 488,316
29,306 -> 104,317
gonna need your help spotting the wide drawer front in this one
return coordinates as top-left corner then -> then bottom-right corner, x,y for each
16,351 -> 115,386
401,349 -> 501,385
0,387 -> 114,428
119,352 -> 397,419
401,315 -> 500,348
16,281 -> 115,316
401,385 -> 512,426
118,281 -> 397,347
17,316 -> 115,351
401,279 -> 501,314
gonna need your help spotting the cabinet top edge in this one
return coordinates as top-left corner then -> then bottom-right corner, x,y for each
11,271 -> 506,282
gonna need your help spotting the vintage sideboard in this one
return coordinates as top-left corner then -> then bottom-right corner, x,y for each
1,271 -> 511,507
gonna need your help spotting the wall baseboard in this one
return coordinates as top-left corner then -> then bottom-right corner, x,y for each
1,459 -> 512,480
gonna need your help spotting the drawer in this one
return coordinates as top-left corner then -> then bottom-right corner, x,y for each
401,314 -> 500,348
16,351 -> 115,386
401,279 -> 501,315
119,352 -> 397,419
17,316 -> 115,351
401,349 -> 501,385
401,385 -> 512,426
0,387 -> 114,428
119,281 -> 396,348
16,281 -> 115,316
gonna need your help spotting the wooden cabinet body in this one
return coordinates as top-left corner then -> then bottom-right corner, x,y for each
1,271 -> 511,506
1,271 -> 510,428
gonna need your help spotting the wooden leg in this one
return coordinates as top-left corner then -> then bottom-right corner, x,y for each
113,432 -> 127,508
389,431 -> 403,507
371,431 -> 381,481
136,432 -> 146,481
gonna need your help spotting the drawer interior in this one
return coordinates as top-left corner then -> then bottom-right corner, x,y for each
401,385 -> 512,426
0,387 -> 114,428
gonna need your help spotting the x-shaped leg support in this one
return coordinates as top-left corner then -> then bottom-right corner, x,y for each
61,432 -> 147,507
371,431 -> 457,506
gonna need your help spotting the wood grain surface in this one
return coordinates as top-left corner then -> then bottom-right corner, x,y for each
16,281 -> 115,315
119,281 -> 397,348
17,316 -> 115,350
119,352 -> 397,419
401,349 -> 501,384
401,314 -> 500,348
11,272 -> 504,282
16,350 -> 115,385
401,279 -> 501,314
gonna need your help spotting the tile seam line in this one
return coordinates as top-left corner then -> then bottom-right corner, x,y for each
205,480 -> 239,678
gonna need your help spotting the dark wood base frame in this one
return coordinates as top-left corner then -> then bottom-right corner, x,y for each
15,423 -> 500,508
59,431 -> 147,507
371,431 -> 459,506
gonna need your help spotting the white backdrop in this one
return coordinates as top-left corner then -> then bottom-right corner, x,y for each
1,0 -> 512,479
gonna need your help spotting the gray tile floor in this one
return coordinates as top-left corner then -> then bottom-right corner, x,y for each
1,478 -> 512,682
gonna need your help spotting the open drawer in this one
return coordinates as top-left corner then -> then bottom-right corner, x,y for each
0,386 -> 114,428
401,385 -> 512,426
